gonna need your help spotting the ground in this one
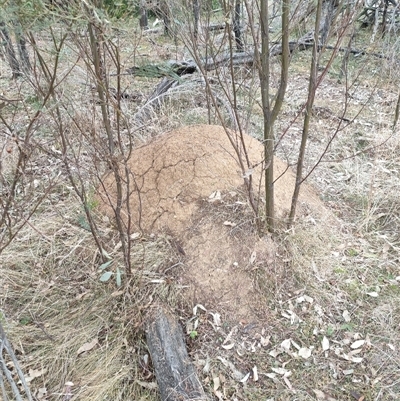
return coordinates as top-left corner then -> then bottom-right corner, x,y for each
1,12 -> 400,401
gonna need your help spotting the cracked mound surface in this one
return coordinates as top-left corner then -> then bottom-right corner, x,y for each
99,124 -> 322,234
99,125 -> 329,319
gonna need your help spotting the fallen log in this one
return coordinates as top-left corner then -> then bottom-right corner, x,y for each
145,305 -> 210,401
206,22 -> 225,31
125,30 -> 389,78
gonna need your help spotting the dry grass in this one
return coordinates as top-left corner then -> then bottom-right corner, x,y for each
0,197 -> 184,400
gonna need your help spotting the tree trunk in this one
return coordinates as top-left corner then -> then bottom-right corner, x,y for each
193,0 -> 200,38
0,21 -> 22,79
288,0 -> 324,225
15,28 -> 31,73
233,0 -> 243,52
139,0 -> 149,30
159,1 -> 172,37
381,0 -> 389,35
145,305 -> 210,401
259,0 -> 290,232
320,0 -> 338,45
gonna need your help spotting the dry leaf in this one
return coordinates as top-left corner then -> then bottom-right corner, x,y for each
193,304 -> 207,315
281,310 -> 302,323
341,353 -> 363,363
222,326 -> 237,345
252,366 -> 258,381
343,369 -> 354,375
208,190 -> 222,202
221,343 -> 235,350
214,390 -> 224,401
342,310 -> 351,322
304,295 -> 314,303
24,368 -> 47,383
313,389 -> 326,399
210,312 -> 221,327
350,340 -> 365,349
281,339 -> 291,350
223,221 -> 237,227
269,348 -> 282,358
37,387 -> 47,399
283,376 -> 294,391
260,335 -> 270,347
313,389 -> 337,400
136,380 -> 158,390
77,338 -> 98,355
271,367 -> 291,376
239,372 -> 250,383
298,347 -> 312,359
217,356 -> 244,381
213,376 -> 220,391
322,336 -> 330,351
130,232 -> 141,240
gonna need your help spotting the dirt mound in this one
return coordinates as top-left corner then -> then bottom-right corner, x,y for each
99,124 -> 330,319
100,125 -> 322,232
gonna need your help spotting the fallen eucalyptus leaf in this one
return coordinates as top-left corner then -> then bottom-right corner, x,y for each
252,366 -> 258,381
271,367 -> 291,376
77,338 -> 98,355
350,340 -> 365,349
298,347 -> 312,359
217,356 -> 244,381
342,310 -> 351,322
322,336 -> 330,351
210,312 -> 221,327
223,221 -> 237,227
24,368 -> 47,383
343,369 -> 354,375
239,372 -> 250,383
213,376 -> 220,391
193,304 -> 207,315
136,380 -> 158,390
281,339 -> 291,350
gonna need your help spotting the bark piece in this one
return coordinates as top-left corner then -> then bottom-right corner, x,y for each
145,306 -> 210,401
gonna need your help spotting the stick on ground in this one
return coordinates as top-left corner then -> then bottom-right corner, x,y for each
145,305 -> 210,401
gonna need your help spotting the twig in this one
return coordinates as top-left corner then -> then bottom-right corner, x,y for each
0,322 -> 33,401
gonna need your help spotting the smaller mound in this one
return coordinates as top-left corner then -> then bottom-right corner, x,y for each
98,124 -> 323,233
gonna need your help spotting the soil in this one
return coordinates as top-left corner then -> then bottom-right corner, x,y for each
98,124 -> 332,320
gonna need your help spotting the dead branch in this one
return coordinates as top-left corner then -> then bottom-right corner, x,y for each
145,305 -> 210,401
0,322 -> 33,401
